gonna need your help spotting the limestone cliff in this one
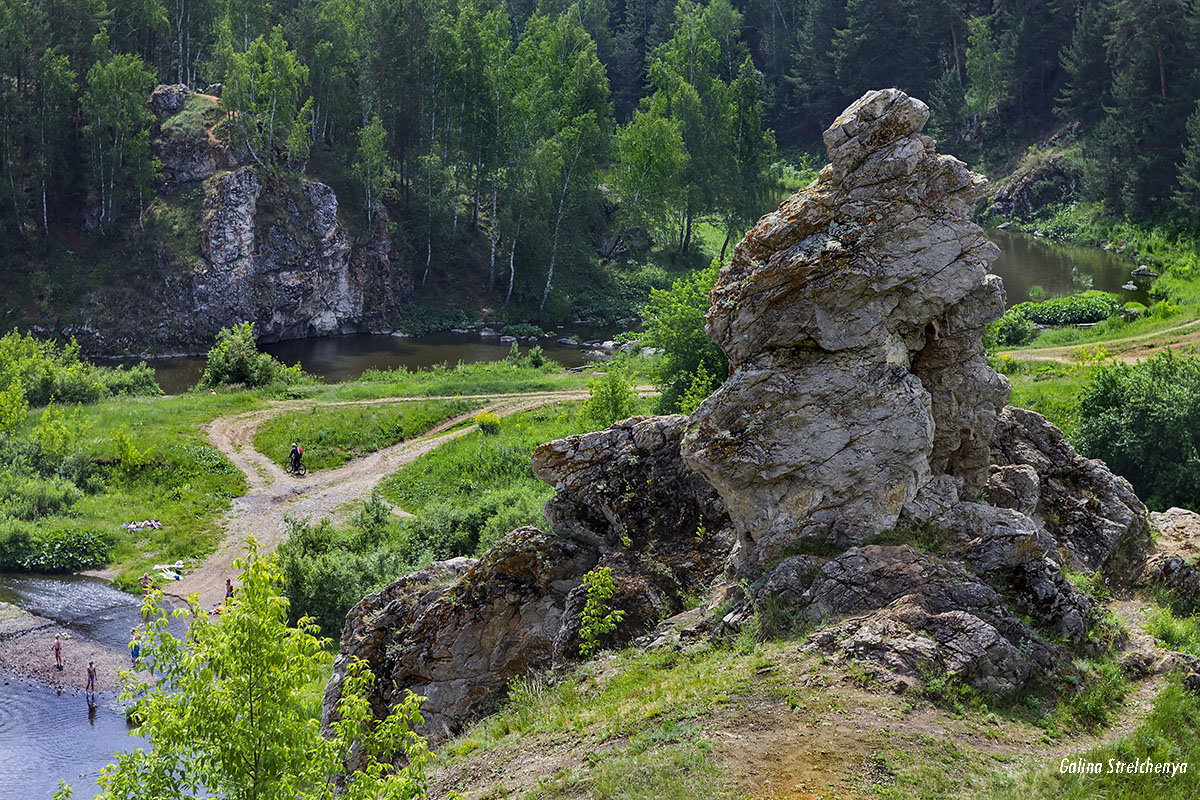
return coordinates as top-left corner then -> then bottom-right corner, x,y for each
62,85 -> 411,354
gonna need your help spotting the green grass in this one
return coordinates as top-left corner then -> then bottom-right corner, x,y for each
301,360 -> 591,403
442,642 -> 762,798
19,390 -> 266,585
253,398 -> 482,472
996,357 -> 1095,442
986,677 -> 1200,800
159,92 -> 220,141
1145,605 -> 1200,655
381,402 -> 610,519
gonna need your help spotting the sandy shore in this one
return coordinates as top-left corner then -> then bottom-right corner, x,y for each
0,604 -> 147,693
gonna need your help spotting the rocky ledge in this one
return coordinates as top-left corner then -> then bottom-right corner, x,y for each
324,89 -> 1183,750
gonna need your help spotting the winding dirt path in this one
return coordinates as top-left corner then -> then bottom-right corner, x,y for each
1005,315 -> 1200,363
169,389 -> 613,610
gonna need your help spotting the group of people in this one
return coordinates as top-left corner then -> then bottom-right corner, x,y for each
52,634 -> 98,702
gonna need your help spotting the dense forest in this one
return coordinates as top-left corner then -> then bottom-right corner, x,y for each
1,0 -> 1199,316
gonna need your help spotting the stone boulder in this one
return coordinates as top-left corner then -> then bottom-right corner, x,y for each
682,88 -> 1006,574
150,83 -> 189,117
989,406 -> 1151,586
324,416 -> 733,743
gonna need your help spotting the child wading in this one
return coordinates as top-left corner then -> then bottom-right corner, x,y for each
86,660 -> 96,696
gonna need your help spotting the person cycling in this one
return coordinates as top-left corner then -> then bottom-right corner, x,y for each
289,442 -> 303,471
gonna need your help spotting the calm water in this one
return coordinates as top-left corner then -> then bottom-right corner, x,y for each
122,327 -> 618,395
987,228 -> 1149,306
0,574 -> 151,799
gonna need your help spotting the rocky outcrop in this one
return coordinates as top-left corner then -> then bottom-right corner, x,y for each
682,88 -> 1006,574
324,416 -> 733,744
989,406 -> 1151,585
1139,507 -> 1200,612
678,89 -> 1152,696
63,91 -> 412,354
327,89 -> 1166,748
150,84 -> 189,117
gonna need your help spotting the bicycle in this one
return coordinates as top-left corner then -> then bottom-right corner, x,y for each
285,458 -> 307,477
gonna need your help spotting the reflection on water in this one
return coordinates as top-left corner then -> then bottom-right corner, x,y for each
116,327 -> 617,395
0,574 -> 155,799
987,228 -> 1149,306
0,675 -> 138,799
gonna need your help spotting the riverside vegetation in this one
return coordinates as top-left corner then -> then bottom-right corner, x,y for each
7,324 -> 1200,797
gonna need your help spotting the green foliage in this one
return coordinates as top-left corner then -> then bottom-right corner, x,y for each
473,410 -> 501,434
965,18 -> 1003,118
277,512 -> 410,636
1006,291 -> 1122,326
863,522 -> 951,555
677,362 -> 717,415
0,330 -> 160,406
72,543 -> 435,800
221,27 -> 313,166
202,323 -> 307,388
643,263 -> 727,412
579,566 -> 626,657
254,399 -> 479,471
0,380 -> 27,434
15,526 -> 114,571
987,312 -> 1035,347
1077,349 -> 1200,510
585,368 -> 636,426
353,115 -> 393,226
395,306 -> 471,336
81,50 -> 159,230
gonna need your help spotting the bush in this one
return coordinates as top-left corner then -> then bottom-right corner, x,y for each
201,322 -> 307,388
0,380 -> 27,435
0,329 -> 160,405
17,526 -> 114,571
1006,291 -> 1122,326
643,264 -> 728,412
1077,349 -> 1200,510
474,410 -> 501,434
500,323 -> 546,338
0,471 -> 83,519
585,369 -> 636,426
988,312 -> 1036,347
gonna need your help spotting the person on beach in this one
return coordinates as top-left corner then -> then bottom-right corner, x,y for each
129,629 -> 141,667
139,573 -> 153,591
53,635 -> 63,671
86,660 -> 96,695
225,578 -> 234,602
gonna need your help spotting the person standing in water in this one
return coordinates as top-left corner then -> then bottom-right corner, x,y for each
53,635 -> 62,671
129,629 -> 141,667
85,660 -> 96,697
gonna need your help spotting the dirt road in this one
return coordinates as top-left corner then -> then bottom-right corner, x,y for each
168,389 -> 607,611
1005,315 -> 1200,363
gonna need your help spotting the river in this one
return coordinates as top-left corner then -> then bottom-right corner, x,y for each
0,230 -> 1146,797
0,574 -> 151,799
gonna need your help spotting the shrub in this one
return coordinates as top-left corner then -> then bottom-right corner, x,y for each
643,263 -> 728,412
585,369 -> 636,426
579,566 -> 625,657
0,471 -> 83,519
18,526 -> 115,571
500,323 -> 546,338
201,322 -> 306,388
988,312 -> 1035,347
1077,349 -> 1200,510
395,305 -> 470,336
0,379 -> 27,435
0,329 -> 160,405
474,410 -> 501,434
1006,291 -> 1122,326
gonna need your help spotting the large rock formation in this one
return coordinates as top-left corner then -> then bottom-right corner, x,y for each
63,88 -> 412,354
324,416 -> 733,744
675,89 -> 1153,696
681,88 -> 1009,574
327,89 -> 1164,748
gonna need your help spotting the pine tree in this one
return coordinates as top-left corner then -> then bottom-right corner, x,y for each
1175,101 -> 1200,213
